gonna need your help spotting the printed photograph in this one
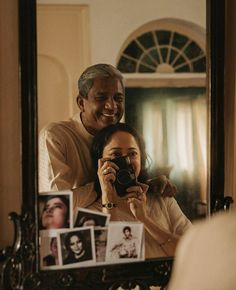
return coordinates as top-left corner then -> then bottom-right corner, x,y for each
94,227 -> 108,263
40,230 -> 61,270
106,222 -> 144,263
74,207 -> 110,227
58,227 -> 96,268
38,191 -> 73,231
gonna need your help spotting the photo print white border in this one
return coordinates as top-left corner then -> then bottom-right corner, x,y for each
105,222 -> 144,264
74,207 -> 110,228
38,190 -> 73,232
40,229 -> 61,270
57,227 -> 96,269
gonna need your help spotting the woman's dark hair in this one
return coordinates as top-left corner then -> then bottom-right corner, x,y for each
77,215 -> 97,227
64,231 -> 85,252
90,123 -> 149,197
39,195 -> 70,229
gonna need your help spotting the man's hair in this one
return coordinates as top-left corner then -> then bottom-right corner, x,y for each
123,226 -> 131,233
78,63 -> 125,99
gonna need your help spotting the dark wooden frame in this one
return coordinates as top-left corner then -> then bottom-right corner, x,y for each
0,0 -> 226,289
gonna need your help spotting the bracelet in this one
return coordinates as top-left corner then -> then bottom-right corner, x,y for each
102,202 -> 117,209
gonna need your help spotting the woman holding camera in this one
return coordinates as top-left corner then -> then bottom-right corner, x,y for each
76,123 -> 191,258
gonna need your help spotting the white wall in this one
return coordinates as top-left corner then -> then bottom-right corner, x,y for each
37,0 -> 206,64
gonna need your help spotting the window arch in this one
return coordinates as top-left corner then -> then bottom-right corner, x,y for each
117,18 -> 206,75
118,19 -> 207,220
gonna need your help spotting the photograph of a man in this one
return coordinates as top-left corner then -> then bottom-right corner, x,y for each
106,222 -> 143,262
40,230 -> 61,270
43,237 -> 59,266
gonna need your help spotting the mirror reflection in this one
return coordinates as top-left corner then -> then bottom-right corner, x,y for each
37,0 -> 207,265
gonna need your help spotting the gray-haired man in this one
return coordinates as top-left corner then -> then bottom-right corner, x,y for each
39,64 -> 175,206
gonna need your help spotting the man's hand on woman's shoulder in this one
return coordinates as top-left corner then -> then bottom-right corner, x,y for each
147,175 -> 177,197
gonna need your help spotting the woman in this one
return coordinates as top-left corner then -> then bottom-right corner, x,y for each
40,195 -> 70,230
63,231 -> 92,264
86,123 -> 192,258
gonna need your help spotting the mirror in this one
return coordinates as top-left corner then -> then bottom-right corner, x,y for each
0,0 -> 226,289
37,0 -> 207,266
37,1 -> 208,222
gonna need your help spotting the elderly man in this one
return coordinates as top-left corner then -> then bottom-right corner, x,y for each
39,64 -> 175,204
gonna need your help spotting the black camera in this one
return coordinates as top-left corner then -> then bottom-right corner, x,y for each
112,155 -> 137,197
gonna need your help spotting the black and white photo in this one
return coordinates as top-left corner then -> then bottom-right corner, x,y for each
106,222 -> 144,263
74,207 -> 110,227
58,228 -> 96,268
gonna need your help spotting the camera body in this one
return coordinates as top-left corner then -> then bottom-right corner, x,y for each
112,155 -> 137,197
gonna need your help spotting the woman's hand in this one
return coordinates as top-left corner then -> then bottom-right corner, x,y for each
97,158 -> 119,203
126,183 -> 147,222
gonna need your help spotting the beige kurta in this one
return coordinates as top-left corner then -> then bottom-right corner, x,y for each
168,210 -> 236,290
39,113 -> 95,192
73,182 -> 192,259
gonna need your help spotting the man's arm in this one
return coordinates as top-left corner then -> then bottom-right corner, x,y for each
39,128 -> 73,192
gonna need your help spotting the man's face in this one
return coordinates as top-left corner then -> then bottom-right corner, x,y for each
78,78 -> 124,135
124,229 -> 131,238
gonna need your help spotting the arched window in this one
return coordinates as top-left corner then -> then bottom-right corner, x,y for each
117,19 -> 207,220
117,30 -> 206,73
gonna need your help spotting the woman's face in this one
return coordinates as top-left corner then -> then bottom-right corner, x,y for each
102,131 -> 141,177
69,235 -> 84,255
42,197 -> 68,229
83,219 -> 96,227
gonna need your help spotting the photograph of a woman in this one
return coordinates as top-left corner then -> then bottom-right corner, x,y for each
74,207 -> 110,227
59,228 -> 95,266
38,191 -> 72,230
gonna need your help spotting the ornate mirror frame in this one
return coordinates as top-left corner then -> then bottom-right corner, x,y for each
0,0 -> 227,289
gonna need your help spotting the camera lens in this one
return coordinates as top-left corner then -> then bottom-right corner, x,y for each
117,169 -> 135,185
